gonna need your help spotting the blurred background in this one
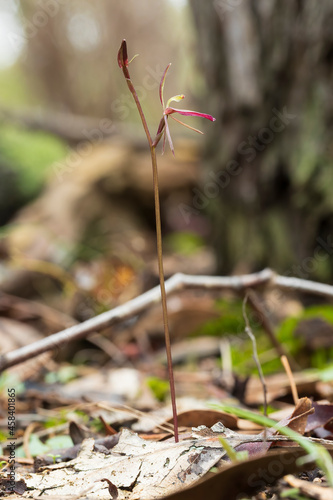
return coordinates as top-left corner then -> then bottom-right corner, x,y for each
1,1 -> 333,424
0,0 -> 333,309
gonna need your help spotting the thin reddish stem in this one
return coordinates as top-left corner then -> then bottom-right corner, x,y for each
118,40 -> 178,441
150,145 -> 178,441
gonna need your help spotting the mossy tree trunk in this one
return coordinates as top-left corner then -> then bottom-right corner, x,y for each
188,0 -> 333,280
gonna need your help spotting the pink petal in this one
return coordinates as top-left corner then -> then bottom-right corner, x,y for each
159,64 -> 172,108
165,107 -> 216,121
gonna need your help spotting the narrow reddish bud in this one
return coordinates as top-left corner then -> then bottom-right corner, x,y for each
117,39 -> 128,68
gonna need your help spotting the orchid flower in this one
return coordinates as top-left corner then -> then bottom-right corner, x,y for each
117,39 -> 216,444
155,63 -> 216,155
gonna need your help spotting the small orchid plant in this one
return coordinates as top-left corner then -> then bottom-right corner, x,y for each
118,40 -> 215,442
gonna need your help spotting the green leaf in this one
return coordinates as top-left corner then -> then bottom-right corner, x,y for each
166,232 -> 204,255
0,372 -> 25,395
44,365 -> 78,384
17,435 -> 49,458
0,125 -> 67,198
45,435 -> 73,450
219,437 -> 248,463
303,304 -> 333,323
17,434 -> 73,458
315,364 -> 333,382
147,376 -> 170,402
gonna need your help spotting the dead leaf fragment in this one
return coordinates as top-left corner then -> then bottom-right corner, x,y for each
245,372 -> 318,404
100,478 -> 118,499
21,430 -> 225,499
234,397 -> 313,456
288,397 -> 314,434
162,450 -> 333,500
166,409 -> 237,430
0,477 -> 27,496
306,402 -> 333,434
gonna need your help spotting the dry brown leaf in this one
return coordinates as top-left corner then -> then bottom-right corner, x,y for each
245,372 -> 319,404
288,397 -> 314,434
306,402 -> 333,435
166,409 -> 237,429
20,430 -> 225,499
0,317 -> 52,380
161,449 -> 333,500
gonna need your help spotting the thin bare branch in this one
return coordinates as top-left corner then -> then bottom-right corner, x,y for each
242,294 -> 268,420
0,107 -> 115,143
1,268 -> 333,372
246,289 -> 299,371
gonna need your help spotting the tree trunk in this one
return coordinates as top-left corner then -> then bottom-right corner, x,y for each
188,0 -> 333,281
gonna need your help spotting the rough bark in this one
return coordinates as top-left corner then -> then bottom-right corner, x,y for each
188,0 -> 333,280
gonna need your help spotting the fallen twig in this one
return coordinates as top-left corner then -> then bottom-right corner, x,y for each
1,268 -> 333,372
246,289 -> 299,370
281,354 -> 299,405
0,107 -> 115,143
242,294 -> 268,421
